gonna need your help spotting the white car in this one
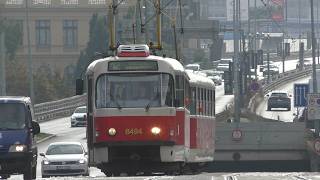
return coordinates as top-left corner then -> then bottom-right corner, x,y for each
40,142 -> 89,178
185,63 -> 201,71
71,106 -> 87,127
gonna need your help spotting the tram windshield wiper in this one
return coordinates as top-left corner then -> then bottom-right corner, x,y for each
145,93 -> 160,112
110,93 -> 122,110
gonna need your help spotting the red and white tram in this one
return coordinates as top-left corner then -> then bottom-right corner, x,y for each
77,44 -> 216,176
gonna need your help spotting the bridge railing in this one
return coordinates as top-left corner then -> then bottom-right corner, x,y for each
247,65 -> 313,113
34,65 -> 314,122
34,94 -> 86,122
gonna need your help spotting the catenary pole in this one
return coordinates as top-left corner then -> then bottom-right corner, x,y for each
26,0 -> 34,102
233,0 -> 241,123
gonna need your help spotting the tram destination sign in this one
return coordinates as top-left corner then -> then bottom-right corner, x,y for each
108,60 -> 158,71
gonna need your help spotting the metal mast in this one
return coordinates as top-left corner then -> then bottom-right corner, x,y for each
26,0 -> 34,102
311,0 -> 318,93
233,0 -> 241,123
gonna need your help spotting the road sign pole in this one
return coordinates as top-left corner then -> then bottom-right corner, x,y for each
316,121 -> 320,137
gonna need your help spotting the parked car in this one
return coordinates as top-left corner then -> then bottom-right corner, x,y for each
216,58 -> 232,71
71,106 -> 87,127
259,61 -> 275,72
40,142 -> 89,178
263,64 -> 279,76
185,63 -> 201,71
267,91 -> 291,111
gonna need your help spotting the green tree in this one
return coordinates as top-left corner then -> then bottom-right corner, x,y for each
0,20 -> 22,60
75,13 -> 109,80
6,59 -> 29,97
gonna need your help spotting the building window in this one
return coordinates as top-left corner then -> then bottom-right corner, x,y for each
6,0 -> 23,5
36,20 -> 51,48
33,0 -> 51,5
63,20 -> 78,49
61,0 -> 78,5
88,0 -> 105,5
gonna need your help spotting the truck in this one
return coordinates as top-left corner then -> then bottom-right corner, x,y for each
0,97 -> 40,179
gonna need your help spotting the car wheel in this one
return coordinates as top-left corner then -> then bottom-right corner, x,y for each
32,163 -> 36,179
267,105 -> 271,111
23,161 -> 34,180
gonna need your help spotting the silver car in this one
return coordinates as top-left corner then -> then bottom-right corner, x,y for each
40,142 -> 89,178
71,106 -> 87,127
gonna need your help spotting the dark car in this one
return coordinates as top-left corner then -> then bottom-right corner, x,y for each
0,97 -> 40,180
267,92 -> 291,111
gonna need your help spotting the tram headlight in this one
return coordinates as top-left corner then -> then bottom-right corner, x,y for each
151,127 -> 161,135
108,128 -> 117,136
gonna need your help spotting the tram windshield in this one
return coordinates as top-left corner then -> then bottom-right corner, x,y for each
96,73 -> 174,108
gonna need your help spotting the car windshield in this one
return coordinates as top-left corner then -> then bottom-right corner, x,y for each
74,107 -> 86,113
46,144 -> 83,155
271,93 -> 288,98
185,65 -> 200,71
0,103 -> 26,129
96,73 -> 174,108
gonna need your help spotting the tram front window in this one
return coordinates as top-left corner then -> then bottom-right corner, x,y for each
96,73 -> 174,108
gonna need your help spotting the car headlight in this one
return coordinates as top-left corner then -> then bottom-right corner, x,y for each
79,159 -> 85,164
71,116 -> 76,121
9,144 -> 27,152
43,160 -> 50,165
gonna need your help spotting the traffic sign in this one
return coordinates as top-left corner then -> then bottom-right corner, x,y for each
307,93 -> 320,120
294,83 -> 309,107
250,81 -> 260,92
232,129 -> 243,141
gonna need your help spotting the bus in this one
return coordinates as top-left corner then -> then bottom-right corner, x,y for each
76,44 -> 216,176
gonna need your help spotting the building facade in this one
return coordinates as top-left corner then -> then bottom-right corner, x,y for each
0,0 -> 135,75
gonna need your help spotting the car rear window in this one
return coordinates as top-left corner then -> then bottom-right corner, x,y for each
271,93 -> 288,98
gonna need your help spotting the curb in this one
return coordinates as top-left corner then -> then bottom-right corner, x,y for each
36,134 -> 56,144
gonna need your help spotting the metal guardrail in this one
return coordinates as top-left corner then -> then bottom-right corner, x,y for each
33,66 -> 313,122
34,95 -> 86,122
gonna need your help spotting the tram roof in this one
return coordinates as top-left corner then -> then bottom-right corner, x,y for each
87,55 -> 185,73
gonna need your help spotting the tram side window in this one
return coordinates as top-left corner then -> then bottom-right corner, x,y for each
184,79 -> 191,109
201,88 -> 204,115
206,89 -> 209,116
175,75 -> 184,107
161,74 -> 174,107
190,87 -> 196,115
213,89 -> 216,115
209,89 -> 211,116
196,87 -> 200,115
208,90 -> 212,116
